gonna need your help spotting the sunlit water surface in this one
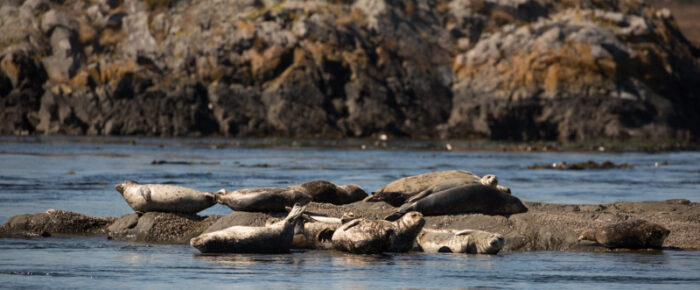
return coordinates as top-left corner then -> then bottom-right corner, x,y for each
1,137 -> 698,288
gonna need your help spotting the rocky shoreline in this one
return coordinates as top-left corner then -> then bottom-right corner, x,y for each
2,200 -> 698,252
1,0 -> 699,141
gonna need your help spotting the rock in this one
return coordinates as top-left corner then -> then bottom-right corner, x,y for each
0,209 -> 115,235
0,0 -> 697,141
201,211 -> 288,234
107,212 -> 220,243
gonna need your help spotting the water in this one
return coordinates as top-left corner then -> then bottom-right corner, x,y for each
1,137 -> 699,288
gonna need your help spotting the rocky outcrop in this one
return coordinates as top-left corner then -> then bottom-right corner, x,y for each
0,209 -> 115,235
2,200 -> 698,250
0,0 -> 698,141
106,212 -> 220,243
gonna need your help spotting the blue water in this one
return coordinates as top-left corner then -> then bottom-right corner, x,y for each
1,137 -> 699,288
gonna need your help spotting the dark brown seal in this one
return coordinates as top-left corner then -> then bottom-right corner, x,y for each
578,219 -> 670,249
292,181 -> 368,205
385,184 -> 528,221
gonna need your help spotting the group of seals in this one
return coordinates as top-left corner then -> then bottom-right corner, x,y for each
215,180 -> 367,212
115,180 -> 366,214
190,203 -> 307,253
116,170 -> 670,253
578,219 -> 670,249
364,170 -> 511,206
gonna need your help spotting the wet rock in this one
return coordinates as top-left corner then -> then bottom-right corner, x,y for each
201,211 -> 287,234
107,212 -> 220,243
0,209 -> 115,235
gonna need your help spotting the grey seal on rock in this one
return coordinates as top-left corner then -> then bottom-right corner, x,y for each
215,187 -> 312,212
578,219 -> 670,249
364,170 -> 510,206
290,180 -> 368,205
417,229 -> 504,254
384,183 -> 528,221
331,211 -> 425,254
115,180 -> 216,214
190,204 -> 307,253
266,212 -> 358,250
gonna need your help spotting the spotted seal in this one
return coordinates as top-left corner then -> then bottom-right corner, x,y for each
364,170 -> 511,206
215,187 -> 312,212
190,204 -> 307,253
331,212 -> 425,254
384,183 -> 527,221
417,229 -> 504,254
578,219 -> 670,249
115,180 -> 216,214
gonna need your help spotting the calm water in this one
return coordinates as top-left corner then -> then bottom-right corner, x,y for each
1,137 -> 699,288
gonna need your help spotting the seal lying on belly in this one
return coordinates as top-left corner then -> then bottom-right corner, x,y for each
115,180 -> 216,214
364,170 -> 511,206
290,181 -> 368,205
331,212 -> 425,254
190,204 -> 307,253
578,219 -> 670,249
384,184 -> 528,221
417,229 -> 505,254
215,187 -> 312,212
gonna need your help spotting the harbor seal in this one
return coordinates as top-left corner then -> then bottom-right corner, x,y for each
384,183 -> 528,221
417,229 -> 504,254
291,180 -> 368,205
331,211 -> 425,254
578,219 -> 670,249
364,170 -> 511,206
265,212 -> 358,250
115,180 -> 216,214
215,187 -> 312,212
190,203 -> 307,253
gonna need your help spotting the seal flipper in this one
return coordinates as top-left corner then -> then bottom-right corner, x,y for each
139,186 -> 152,202
406,187 -> 434,203
384,202 -> 414,221
454,230 -> 476,236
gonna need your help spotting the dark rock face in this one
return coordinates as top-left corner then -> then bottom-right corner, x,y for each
107,212 -> 220,243
0,209 -> 115,235
0,0 -> 698,141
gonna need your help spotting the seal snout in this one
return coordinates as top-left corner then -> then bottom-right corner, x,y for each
214,189 -> 227,204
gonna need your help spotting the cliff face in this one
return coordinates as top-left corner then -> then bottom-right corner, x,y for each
1,0 -> 698,141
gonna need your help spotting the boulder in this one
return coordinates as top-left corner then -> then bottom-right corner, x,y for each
0,209 -> 115,235
107,212 -> 220,243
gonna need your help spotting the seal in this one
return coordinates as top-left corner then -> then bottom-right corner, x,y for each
115,180 -> 216,214
417,229 -> 504,254
578,219 -> 670,249
291,180 -> 368,205
265,212 -> 358,250
215,187 -> 312,212
331,211 -> 425,254
384,183 -> 528,221
364,170 -> 511,206
190,203 -> 307,253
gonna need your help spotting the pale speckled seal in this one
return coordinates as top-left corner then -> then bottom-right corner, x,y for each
215,187 -> 312,212
190,204 -> 307,253
115,180 -> 216,214
364,170 -> 511,206
266,212 -> 358,250
290,180 -> 368,205
331,211 -> 425,254
385,184 -> 528,221
578,219 -> 670,249
417,229 -> 504,254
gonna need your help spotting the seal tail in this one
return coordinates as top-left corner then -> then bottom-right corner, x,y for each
362,193 -> 378,202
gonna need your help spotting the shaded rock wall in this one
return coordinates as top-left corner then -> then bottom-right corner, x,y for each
1,0 -> 698,141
